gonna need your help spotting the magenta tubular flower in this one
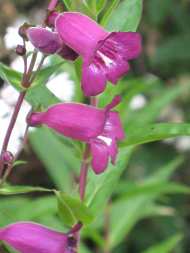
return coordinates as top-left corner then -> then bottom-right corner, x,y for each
27,96 -> 125,174
55,12 -> 142,96
27,27 -> 78,60
0,222 -> 76,253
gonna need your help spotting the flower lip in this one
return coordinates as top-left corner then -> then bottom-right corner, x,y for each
81,31 -> 141,96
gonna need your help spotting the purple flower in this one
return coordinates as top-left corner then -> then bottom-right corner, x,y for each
0,222 -> 76,253
55,12 -> 142,96
27,27 -> 78,60
27,96 -> 125,174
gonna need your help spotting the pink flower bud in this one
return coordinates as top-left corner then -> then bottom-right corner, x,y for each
1,151 -> 14,165
27,27 -> 78,60
16,45 -> 26,56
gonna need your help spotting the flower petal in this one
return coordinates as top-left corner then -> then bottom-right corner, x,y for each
105,57 -> 130,84
82,62 -> 107,96
107,32 -> 142,60
27,103 -> 106,141
0,222 -> 68,253
103,111 -> 125,140
108,139 -> 118,164
56,12 -> 108,58
90,140 -> 109,174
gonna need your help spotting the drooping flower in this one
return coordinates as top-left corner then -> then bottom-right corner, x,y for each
55,12 -> 142,96
27,96 -> 125,174
0,222 -> 76,253
27,27 -> 78,60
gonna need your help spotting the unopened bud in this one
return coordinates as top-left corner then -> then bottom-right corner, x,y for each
1,151 -> 14,165
18,23 -> 31,41
16,45 -> 26,56
45,11 -> 59,28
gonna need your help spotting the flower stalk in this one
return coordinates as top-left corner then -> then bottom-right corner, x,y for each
0,91 -> 26,177
0,48 -> 43,180
79,145 -> 90,200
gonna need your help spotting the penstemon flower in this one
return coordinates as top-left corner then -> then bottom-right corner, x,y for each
27,96 -> 125,174
0,222 -> 76,253
55,12 -> 142,96
27,27 -> 78,60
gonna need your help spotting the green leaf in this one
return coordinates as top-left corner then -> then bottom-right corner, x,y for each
62,0 -> 72,10
96,0 -> 107,14
79,244 -> 92,253
26,85 -> 59,109
101,0 -> 120,27
85,147 -> 133,215
29,127 -> 80,191
32,63 -> 64,88
121,123 -> 190,147
142,234 -> 183,253
119,182 -> 190,200
86,0 -> 107,15
126,83 -> 188,128
0,62 -> 23,90
56,191 -> 94,227
147,157 -> 184,183
0,62 -> 60,109
109,158 -> 186,248
2,243 -> 19,253
106,0 -> 143,31
0,185 -> 52,195
110,182 -> 184,248
16,196 -> 57,221
13,160 -> 27,167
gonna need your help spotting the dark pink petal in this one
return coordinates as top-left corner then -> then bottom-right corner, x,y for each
103,111 -> 125,140
0,222 -> 69,253
107,32 -> 142,60
90,140 -> 109,174
108,139 -> 118,164
27,27 -> 62,54
82,31 -> 141,95
56,12 -> 108,58
82,62 -> 107,96
27,103 -> 106,141
106,57 -> 130,84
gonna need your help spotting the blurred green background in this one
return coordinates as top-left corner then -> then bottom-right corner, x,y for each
0,0 -> 190,253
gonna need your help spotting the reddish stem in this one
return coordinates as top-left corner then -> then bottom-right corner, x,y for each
0,91 -> 26,176
79,145 -> 90,200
